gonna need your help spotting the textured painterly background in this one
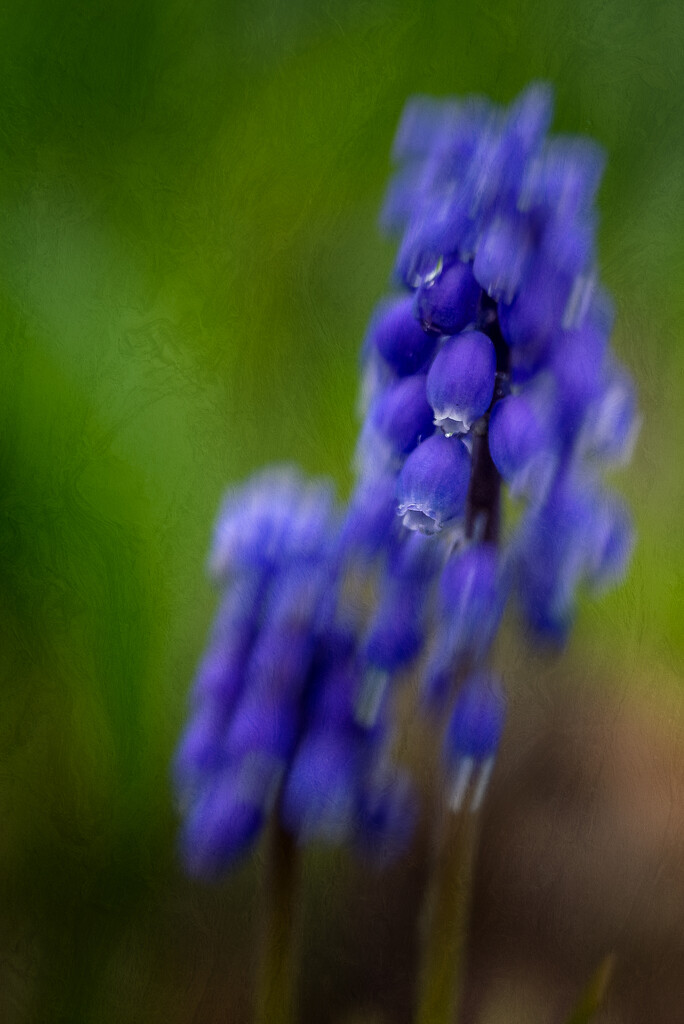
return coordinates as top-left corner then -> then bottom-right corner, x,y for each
1,2 -> 683,1022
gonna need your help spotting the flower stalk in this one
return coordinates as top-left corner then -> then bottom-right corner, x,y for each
255,815 -> 300,1024
415,799 -> 479,1024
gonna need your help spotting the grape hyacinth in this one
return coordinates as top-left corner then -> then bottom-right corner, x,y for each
173,81 -> 637,1024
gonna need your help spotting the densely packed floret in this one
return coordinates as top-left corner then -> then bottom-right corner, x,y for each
174,83 -> 637,876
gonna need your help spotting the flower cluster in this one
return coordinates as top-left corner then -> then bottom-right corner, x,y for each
174,83 -> 637,874
360,84 -> 637,798
380,82 -> 637,649
174,468 -> 414,876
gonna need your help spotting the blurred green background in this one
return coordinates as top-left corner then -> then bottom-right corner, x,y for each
1,1 -> 683,1022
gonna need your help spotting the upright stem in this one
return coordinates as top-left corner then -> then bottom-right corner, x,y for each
255,815 -> 299,1024
465,421 -> 501,545
415,801 -> 479,1024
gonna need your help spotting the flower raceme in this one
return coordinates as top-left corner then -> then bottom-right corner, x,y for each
173,83 -> 637,877
174,468 -> 416,876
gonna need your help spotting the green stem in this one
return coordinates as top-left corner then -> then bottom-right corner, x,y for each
255,816 -> 300,1024
564,954 -> 615,1024
415,799 -> 479,1024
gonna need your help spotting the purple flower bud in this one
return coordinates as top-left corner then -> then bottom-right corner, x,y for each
243,621 -> 314,706
513,474 -> 623,642
424,543 -> 503,709
502,82 -> 554,161
488,389 -> 556,496
546,290 -> 613,426
445,672 -> 506,762
173,697 -> 229,792
426,331 -> 496,434
519,136 -> 606,220
224,691 -> 299,768
497,261 -> 573,356
189,647 -> 246,722
587,494 -> 634,592
190,575 -> 264,708
364,581 -> 427,672
339,475 -> 401,560
369,374 -> 435,455
264,561 -> 330,632
414,259 -> 481,334
306,660 -> 359,732
580,364 -> 640,465
473,213 -> 533,302
356,768 -> 416,862
540,215 -> 595,277
439,543 -> 501,645
397,434 -> 472,534
396,229 -> 449,289
368,295 -> 437,376
387,526 -> 443,581
390,95 -> 461,162
281,730 -> 361,843
179,773 -> 265,878
209,467 -> 335,580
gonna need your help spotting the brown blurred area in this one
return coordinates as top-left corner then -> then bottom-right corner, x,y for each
146,648 -> 684,1024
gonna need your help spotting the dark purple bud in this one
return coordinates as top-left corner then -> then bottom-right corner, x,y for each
397,434 -> 472,533
190,575 -> 264,707
264,561 -> 329,632
387,527 -> 443,582
514,475 -> 600,642
415,259 -> 481,334
281,730 -> 361,842
498,261 -> 572,355
439,542 -> 500,627
224,692 -> 299,765
541,215 -> 595,277
396,222 -> 450,289
547,291 -> 612,427
173,698 -> 229,791
368,295 -> 437,376
364,582 -> 427,672
426,331 -> 496,434
306,660 -> 359,732
473,213 -> 532,302
520,136 -> 606,220
488,390 -> 556,495
339,475 -> 401,560
179,774 -> 265,878
425,544 -> 503,707
369,374 -> 435,455
190,646 -> 245,716
445,672 -> 506,762
244,621 -> 314,706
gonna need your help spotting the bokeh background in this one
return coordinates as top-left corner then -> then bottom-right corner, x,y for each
1,1 -> 683,1022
